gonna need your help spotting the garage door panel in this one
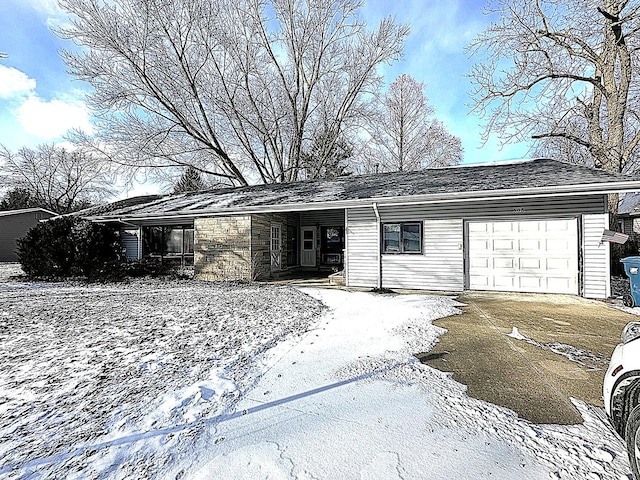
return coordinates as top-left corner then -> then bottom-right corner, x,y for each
547,220 -> 571,232
519,258 -> 541,270
469,239 -> 489,250
470,275 -> 490,287
468,218 -> 578,294
519,221 -> 541,232
493,257 -> 514,269
547,258 -> 571,270
493,276 -> 516,288
547,277 -> 573,291
494,222 -> 515,232
494,239 -> 514,250
546,238 -> 571,250
469,223 -> 489,233
519,277 -> 542,289
470,257 -> 489,268
519,239 -> 541,252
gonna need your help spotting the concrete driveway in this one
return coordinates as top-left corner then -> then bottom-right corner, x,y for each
418,292 -> 638,425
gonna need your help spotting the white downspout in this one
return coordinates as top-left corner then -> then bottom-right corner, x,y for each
373,202 -> 382,289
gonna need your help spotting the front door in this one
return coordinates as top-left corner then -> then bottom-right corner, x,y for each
300,226 -> 316,267
270,223 -> 282,271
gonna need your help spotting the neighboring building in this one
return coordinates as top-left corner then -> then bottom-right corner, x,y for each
79,159 -> 640,299
0,208 -> 57,262
618,193 -> 640,238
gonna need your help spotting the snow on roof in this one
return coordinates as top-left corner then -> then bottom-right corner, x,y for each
619,192 -> 640,215
84,159 -> 640,220
73,195 -> 165,217
0,207 -> 57,218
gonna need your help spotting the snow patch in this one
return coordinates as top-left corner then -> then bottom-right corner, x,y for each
0,263 -> 631,479
506,326 -> 608,370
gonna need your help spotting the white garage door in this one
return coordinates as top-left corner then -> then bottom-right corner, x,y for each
467,218 -> 578,294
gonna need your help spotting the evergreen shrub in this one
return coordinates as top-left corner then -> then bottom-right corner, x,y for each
17,217 -> 124,280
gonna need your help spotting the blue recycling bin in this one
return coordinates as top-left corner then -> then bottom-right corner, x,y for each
621,256 -> 640,307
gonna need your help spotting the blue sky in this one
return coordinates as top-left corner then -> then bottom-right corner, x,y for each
0,0 -> 531,174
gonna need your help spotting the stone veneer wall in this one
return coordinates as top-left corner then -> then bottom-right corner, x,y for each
194,216 -> 252,281
194,213 -> 290,281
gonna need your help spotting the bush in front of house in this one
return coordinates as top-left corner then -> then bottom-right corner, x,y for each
120,258 -> 172,278
17,216 -> 124,280
17,216 -> 75,277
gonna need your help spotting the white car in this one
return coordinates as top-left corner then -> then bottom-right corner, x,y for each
604,321 -> 640,479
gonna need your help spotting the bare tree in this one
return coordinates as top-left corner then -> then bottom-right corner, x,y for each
421,120 -> 465,169
0,144 -> 114,213
469,0 -> 640,178
365,74 -> 463,172
57,0 -> 408,186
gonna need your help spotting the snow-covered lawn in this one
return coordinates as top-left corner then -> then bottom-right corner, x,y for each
0,264 -> 631,479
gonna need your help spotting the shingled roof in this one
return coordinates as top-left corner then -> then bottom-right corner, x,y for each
75,194 -> 164,218
619,192 -> 640,215
83,159 -> 640,221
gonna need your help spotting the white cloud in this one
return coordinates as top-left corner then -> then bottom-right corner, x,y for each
0,65 -> 36,98
24,0 -> 65,17
23,0 -> 71,30
16,95 -> 93,139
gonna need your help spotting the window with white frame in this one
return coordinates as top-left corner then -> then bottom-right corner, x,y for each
271,224 -> 281,252
382,222 -> 422,254
270,223 -> 282,271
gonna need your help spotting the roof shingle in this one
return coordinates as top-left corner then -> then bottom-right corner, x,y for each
84,159 -> 640,220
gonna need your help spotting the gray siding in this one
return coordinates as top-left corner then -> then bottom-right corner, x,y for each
376,195 -> 605,221
121,228 -> 141,260
582,213 -> 610,299
286,212 -> 300,227
299,210 -> 344,226
346,195 -> 609,295
0,210 -> 55,262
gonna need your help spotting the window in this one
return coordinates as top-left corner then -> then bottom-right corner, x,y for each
183,228 -> 194,254
271,224 -> 281,252
165,228 -> 184,254
303,229 -> 314,250
321,226 -> 344,265
270,223 -> 282,271
382,222 -> 422,254
142,225 -> 194,266
321,226 -> 344,254
144,226 -> 164,256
